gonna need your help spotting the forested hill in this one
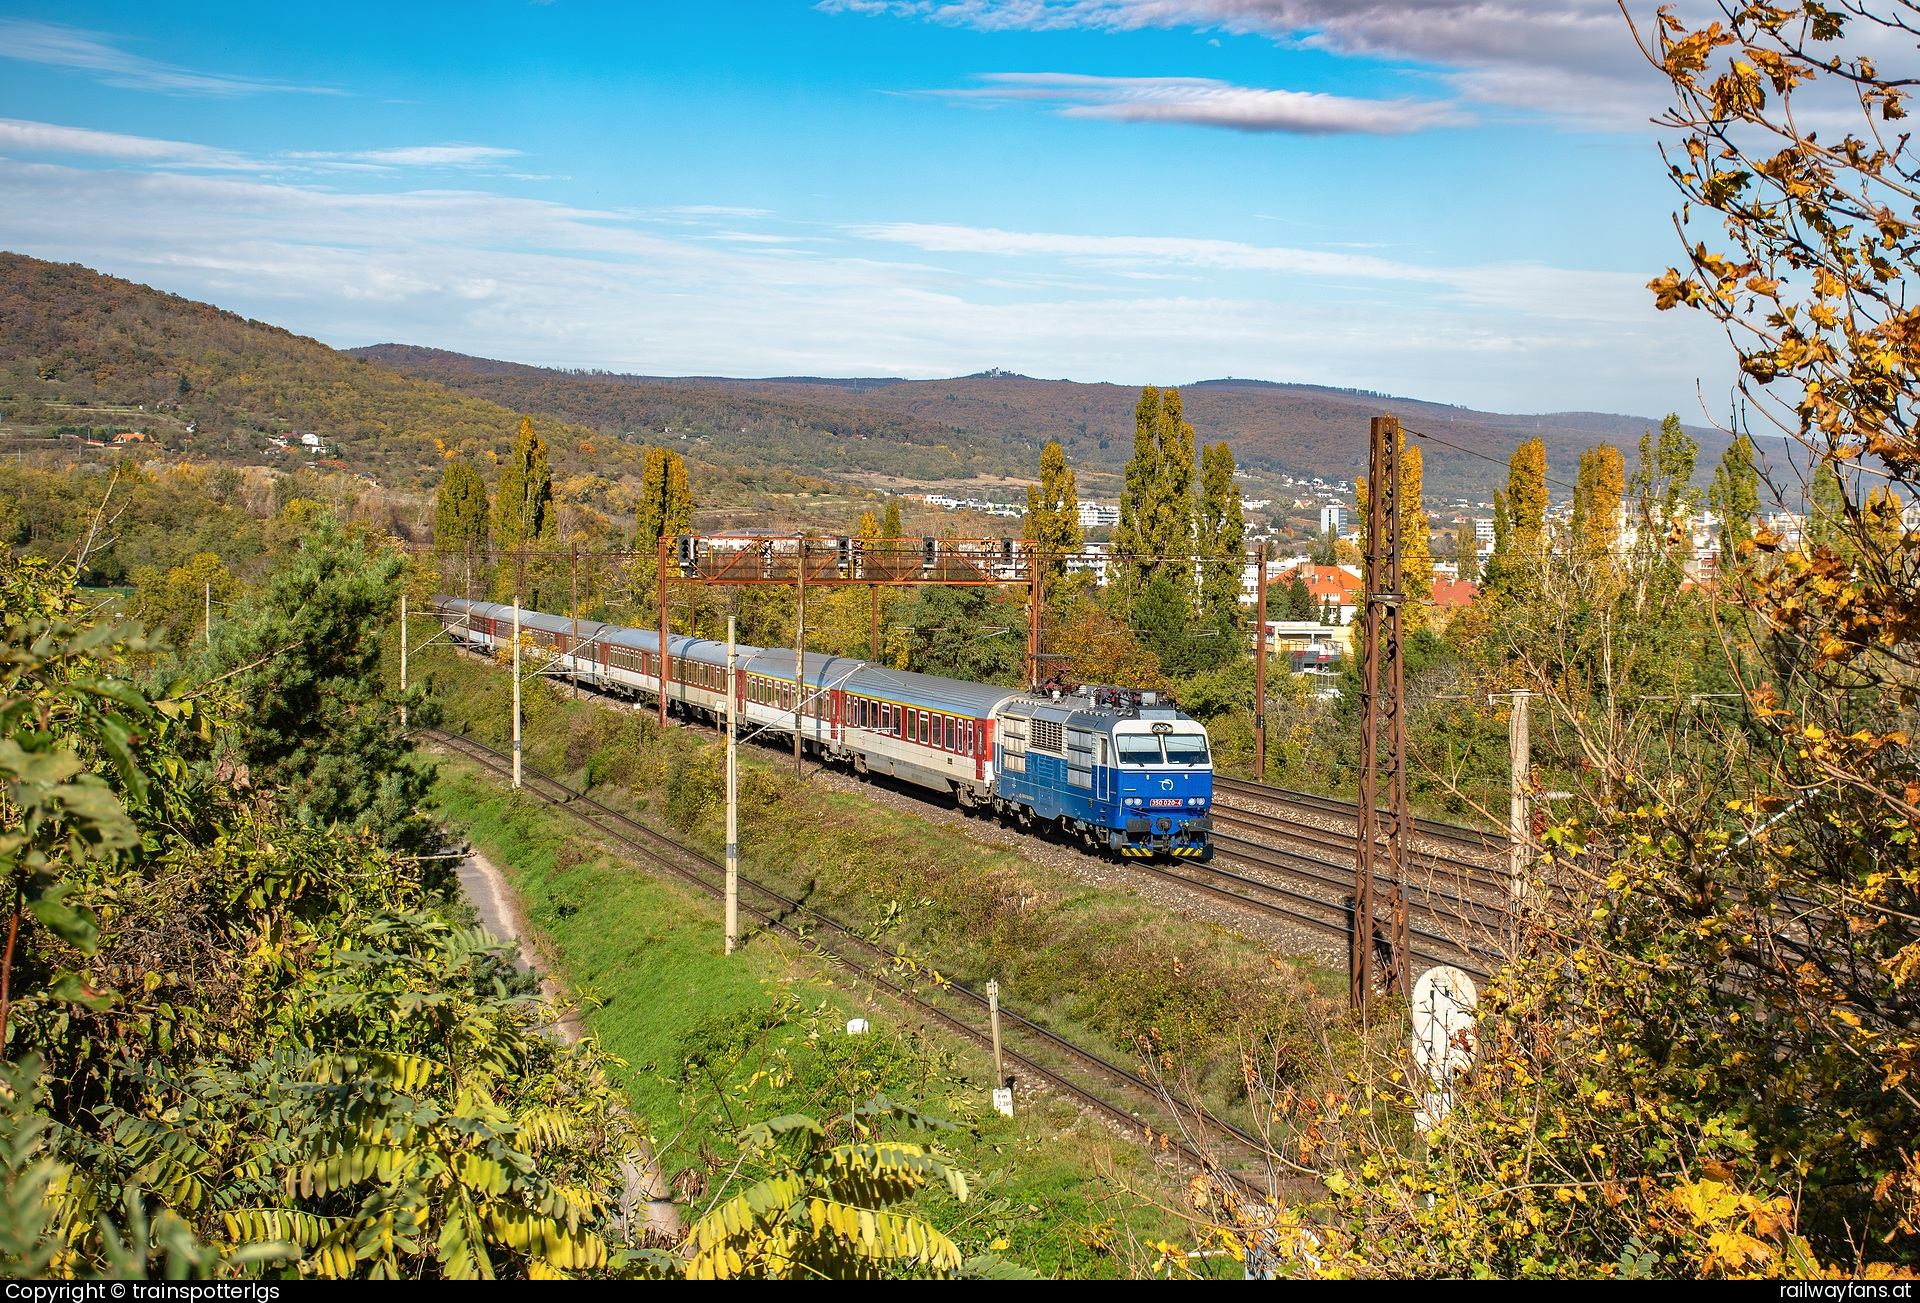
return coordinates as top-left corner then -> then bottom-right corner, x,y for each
352,345 -> 1027,484
0,253 -> 611,489
356,348 -> 1733,502
0,254 -> 1005,493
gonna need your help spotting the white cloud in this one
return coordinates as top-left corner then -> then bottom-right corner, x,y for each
0,18 -> 338,97
0,143 -> 1729,414
0,118 -> 256,170
825,2 -> 1680,125
846,221 -> 1653,321
352,145 -> 522,166
955,72 -> 1463,133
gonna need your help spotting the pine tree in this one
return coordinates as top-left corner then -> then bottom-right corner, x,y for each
633,445 -> 693,549
1286,574 -> 1312,620
1025,440 -> 1083,587
434,461 -> 490,561
494,418 -> 556,553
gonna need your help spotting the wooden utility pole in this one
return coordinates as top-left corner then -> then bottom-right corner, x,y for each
794,539 -> 806,776
1254,542 -> 1268,782
726,615 -> 739,955
656,536 -> 670,730
570,541 -> 580,700
512,598 -> 523,790
1353,415 -> 1411,1009
1509,688 -> 1531,898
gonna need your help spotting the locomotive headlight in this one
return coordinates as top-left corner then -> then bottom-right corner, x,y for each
1123,797 -> 1142,807
1186,797 -> 1204,807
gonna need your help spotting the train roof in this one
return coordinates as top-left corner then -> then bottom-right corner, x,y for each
432,596 -> 1019,715
1000,691 -> 1202,731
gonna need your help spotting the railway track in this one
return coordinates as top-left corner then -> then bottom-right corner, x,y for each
424,727 -> 1289,1199
1213,776 -> 1505,857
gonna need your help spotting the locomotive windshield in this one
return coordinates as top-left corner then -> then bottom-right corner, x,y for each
1113,732 -> 1211,766
1161,734 -> 1211,766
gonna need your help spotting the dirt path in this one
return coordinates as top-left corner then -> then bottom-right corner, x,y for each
455,845 -> 677,1238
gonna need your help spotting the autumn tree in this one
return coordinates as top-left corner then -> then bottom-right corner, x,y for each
881,497 -> 901,540
1571,443 -> 1625,560
1506,437 -> 1548,549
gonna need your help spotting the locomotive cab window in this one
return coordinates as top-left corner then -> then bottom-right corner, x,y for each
1115,735 -> 1164,766
1163,734 -> 1210,766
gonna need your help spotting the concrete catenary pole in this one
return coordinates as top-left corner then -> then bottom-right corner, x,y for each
794,538 -> 806,777
400,593 -> 407,731
1254,542 -> 1268,782
657,536 -> 670,730
512,598 -> 522,790
204,581 -> 212,647
1509,688 -> 1531,897
726,615 -> 739,956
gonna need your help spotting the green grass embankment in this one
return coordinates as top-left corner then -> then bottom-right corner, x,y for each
431,758 -> 1223,1278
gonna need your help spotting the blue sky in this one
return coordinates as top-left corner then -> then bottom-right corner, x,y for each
0,1 -> 1734,417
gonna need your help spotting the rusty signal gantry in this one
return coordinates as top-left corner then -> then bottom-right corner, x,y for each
1354,415 -> 1412,1011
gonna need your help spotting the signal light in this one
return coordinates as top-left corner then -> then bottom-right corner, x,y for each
836,535 -> 852,575
921,537 -> 937,571
675,534 -> 696,577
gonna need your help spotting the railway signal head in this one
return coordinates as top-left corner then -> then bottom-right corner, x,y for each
921,536 -> 937,572
676,534 -> 696,577
836,535 -> 853,576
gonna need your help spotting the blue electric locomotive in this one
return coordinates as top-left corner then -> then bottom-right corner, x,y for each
992,685 -> 1214,860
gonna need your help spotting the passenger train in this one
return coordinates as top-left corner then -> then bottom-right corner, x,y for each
430,597 -> 1214,860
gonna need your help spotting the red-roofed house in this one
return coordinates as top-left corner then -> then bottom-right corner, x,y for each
1431,578 -> 1479,611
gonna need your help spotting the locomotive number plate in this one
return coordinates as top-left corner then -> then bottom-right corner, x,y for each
1148,798 -> 1183,808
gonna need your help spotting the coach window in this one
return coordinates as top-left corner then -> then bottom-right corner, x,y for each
920,711 -> 930,745
943,716 -> 955,751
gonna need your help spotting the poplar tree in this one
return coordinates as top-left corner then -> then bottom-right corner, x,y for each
1507,437 -> 1548,548
633,446 -> 694,549
1025,440 -> 1084,587
1195,442 -> 1246,636
494,418 -> 556,552
881,498 -> 902,539
1572,443 -> 1625,559
1708,434 -> 1760,557
434,461 -> 490,562
1111,386 -> 1196,594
